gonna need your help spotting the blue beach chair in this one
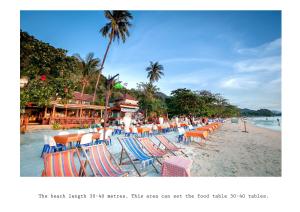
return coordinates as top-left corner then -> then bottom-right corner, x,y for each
117,137 -> 159,176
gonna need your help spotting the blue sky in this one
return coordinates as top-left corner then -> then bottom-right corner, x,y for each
20,11 -> 281,110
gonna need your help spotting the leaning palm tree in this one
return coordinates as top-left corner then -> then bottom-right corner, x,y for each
146,61 -> 164,83
93,10 -> 133,102
74,53 -> 100,118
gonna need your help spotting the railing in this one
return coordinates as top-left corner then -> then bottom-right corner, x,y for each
50,117 -> 99,125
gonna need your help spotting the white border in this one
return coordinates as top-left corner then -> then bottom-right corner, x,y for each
1,0 -> 300,211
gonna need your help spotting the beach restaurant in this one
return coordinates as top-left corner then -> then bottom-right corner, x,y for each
23,91 -> 106,125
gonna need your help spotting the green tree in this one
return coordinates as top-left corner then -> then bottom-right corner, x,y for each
93,10 -> 133,102
74,53 -> 100,98
146,61 -> 164,83
166,88 -> 201,117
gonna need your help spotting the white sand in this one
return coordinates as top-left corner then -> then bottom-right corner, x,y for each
182,121 -> 281,176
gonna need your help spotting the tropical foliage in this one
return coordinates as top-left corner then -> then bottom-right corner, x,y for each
146,61 -> 164,83
20,10 -> 243,120
20,31 -> 102,109
93,10 -> 133,102
166,89 -> 240,118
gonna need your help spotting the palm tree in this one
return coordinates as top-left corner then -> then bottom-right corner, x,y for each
146,61 -> 164,83
93,10 -> 133,102
74,53 -> 100,117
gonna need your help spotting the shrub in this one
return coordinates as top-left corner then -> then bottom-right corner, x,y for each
52,122 -> 61,130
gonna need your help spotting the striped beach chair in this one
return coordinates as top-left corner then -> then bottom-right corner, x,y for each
155,135 -> 188,157
81,144 -> 127,177
137,137 -> 168,164
117,137 -> 159,176
41,148 -> 86,177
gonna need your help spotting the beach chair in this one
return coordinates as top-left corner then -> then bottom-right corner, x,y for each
132,126 -> 139,137
41,148 -> 86,177
117,137 -> 159,176
77,133 -> 93,147
40,135 -> 66,158
124,126 -> 130,137
188,125 -> 195,131
81,144 -> 128,177
152,124 -> 159,135
58,131 -> 69,135
137,137 -> 168,164
155,135 -> 188,157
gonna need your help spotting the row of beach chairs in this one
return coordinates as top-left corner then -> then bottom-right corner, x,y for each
42,135 -> 187,177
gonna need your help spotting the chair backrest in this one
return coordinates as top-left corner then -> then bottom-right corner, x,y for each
124,126 -> 130,133
156,135 -> 178,150
43,149 -> 79,177
105,129 -> 113,138
121,138 -> 151,161
58,131 -> 69,135
77,130 -> 85,134
44,135 -> 56,147
81,144 -> 124,177
80,133 -> 93,145
138,138 -> 165,156
132,126 -> 138,134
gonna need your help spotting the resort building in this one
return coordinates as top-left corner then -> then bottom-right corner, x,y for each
109,94 -> 139,122
23,91 -> 106,125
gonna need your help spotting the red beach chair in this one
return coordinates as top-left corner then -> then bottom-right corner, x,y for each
42,148 -> 86,177
81,144 -> 128,177
155,135 -> 188,157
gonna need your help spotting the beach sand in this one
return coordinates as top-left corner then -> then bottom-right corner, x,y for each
183,121 -> 281,176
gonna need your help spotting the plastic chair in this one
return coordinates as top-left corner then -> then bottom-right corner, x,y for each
132,126 -> 138,137
40,135 -> 66,157
77,133 -> 93,147
58,131 -> 69,135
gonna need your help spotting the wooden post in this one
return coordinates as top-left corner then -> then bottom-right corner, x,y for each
52,104 -> 56,118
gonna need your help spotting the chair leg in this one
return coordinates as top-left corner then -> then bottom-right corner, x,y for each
40,145 -> 47,158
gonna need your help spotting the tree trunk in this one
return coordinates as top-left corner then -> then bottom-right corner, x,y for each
103,89 -> 112,140
51,104 -> 56,119
80,83 -> 86,118
93,35 -> 113,103
44,107 -> 47,118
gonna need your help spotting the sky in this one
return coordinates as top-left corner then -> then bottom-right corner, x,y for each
20,11 -> 281,111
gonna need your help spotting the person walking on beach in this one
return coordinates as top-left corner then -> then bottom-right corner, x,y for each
277,118 -> 280,126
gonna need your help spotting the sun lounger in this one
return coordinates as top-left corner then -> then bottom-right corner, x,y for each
41,148 -> 86,177
136,137 -> 168,164
81,144 -> 127,177
155,135 -> 188,157
117,137 -> 159,176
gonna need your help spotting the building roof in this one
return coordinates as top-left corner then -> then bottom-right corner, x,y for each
123,93 -> 137,101
73,92 -> 94,102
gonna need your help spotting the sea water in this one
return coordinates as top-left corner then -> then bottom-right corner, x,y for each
248,116 -> 281,131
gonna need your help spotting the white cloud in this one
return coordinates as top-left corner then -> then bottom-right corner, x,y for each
234,56 -> 281,73
220,77 -> 259,89
161,57 -> 231,66
236,38 -> 281,56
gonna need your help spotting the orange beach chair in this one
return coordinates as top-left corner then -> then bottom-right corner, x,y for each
42,148 -> 86,177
